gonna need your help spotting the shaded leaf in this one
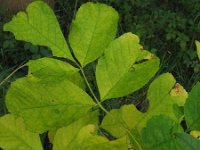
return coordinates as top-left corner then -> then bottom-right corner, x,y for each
176,133 -> 200,150
184,82 -> 200,131
141,115 -> 183,150
69,2 -> 119,66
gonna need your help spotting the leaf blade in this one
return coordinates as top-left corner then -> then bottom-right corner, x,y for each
69,2 -> 119,66
4,1 -> 73,60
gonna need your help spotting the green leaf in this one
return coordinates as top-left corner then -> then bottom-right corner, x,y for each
96,33 -> 160,101
6,58 -> 95,133
196,41 -> 200,61
0,114 -> 42,150
141,115 -> 183,150
101,73 -> 188,137
184,82 -> 200,131
27,57 -> 85,89
3,1 -> 73,60
53,124 -> 128,150
69,2 -> 119,66
175,133 -> 200,150
49,110 -> 99,143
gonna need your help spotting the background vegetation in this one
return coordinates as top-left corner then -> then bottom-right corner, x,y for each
0,0 -> 200,148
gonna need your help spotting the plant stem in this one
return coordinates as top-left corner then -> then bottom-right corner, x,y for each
78,65 -> 142,149
79,66 -> 111,115
0,64 -> 26,87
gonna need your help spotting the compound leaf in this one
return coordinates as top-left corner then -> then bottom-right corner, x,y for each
69,2 -> 119,66
0,114 -> 42,150
6,58 -> 95,133
184,82 -> 200,131
101,73 -> 188,137
53,124 -> 128,150
4,1 -> 73,60
96,33 -> 160,101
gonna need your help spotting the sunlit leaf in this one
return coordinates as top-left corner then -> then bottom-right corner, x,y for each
0,114 -> 42,150
96,33 -> 160,101
69,2 -> 119,66
4,1 -> 73,60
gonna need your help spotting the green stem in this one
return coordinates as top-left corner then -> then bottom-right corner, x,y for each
124,128 -> 143,150
0,64 -> 26,87
79,66 -> 111,115
78,65 -> 142,149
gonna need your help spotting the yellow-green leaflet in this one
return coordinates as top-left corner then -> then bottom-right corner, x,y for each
4,1 -> 74,60
96,33 -> 160,101
53,124 -> 128,150
69,2 -> 119,66
0,114 -> 43,150
6,58 -> 95,133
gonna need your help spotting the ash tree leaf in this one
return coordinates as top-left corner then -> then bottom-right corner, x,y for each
96,33 -> 160,101
175,133 -> 200,150
6,58 -> 95,133
184,82 -> 200,131
53,124 -> 128,150
196,41 -> 200,61
141,115 -> 183,150
3,1 -> 74,60
0,114 -> 43,150
69,2 -> 119,66
101,73 -> 188,137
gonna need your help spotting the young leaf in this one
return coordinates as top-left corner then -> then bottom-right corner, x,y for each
141,115 -> 183,150
184,82 -> 200,131
53,124 -> 128,150
175,133 -> 200,150
101,73 -> 188,137
96,33 -> 160,101
196,41 -> 200,61
0,114 -> 42,150
6,59 -> 95,133
3,1 -> 74,60
69,2 -> 119,66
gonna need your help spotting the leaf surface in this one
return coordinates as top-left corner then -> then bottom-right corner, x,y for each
141,115 -> 183,150
53,124 -> 128,150
27,57 -> 85,88
0,114 -> 42,150
175,133 -> 200,150
4,1 -> 73,60
96,33 -> 160,101
184,82 -> 200,131
6,58 -> 95,133
69,2 -> 119,66
101,73 -> 188,137
49,110 -> 99,143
